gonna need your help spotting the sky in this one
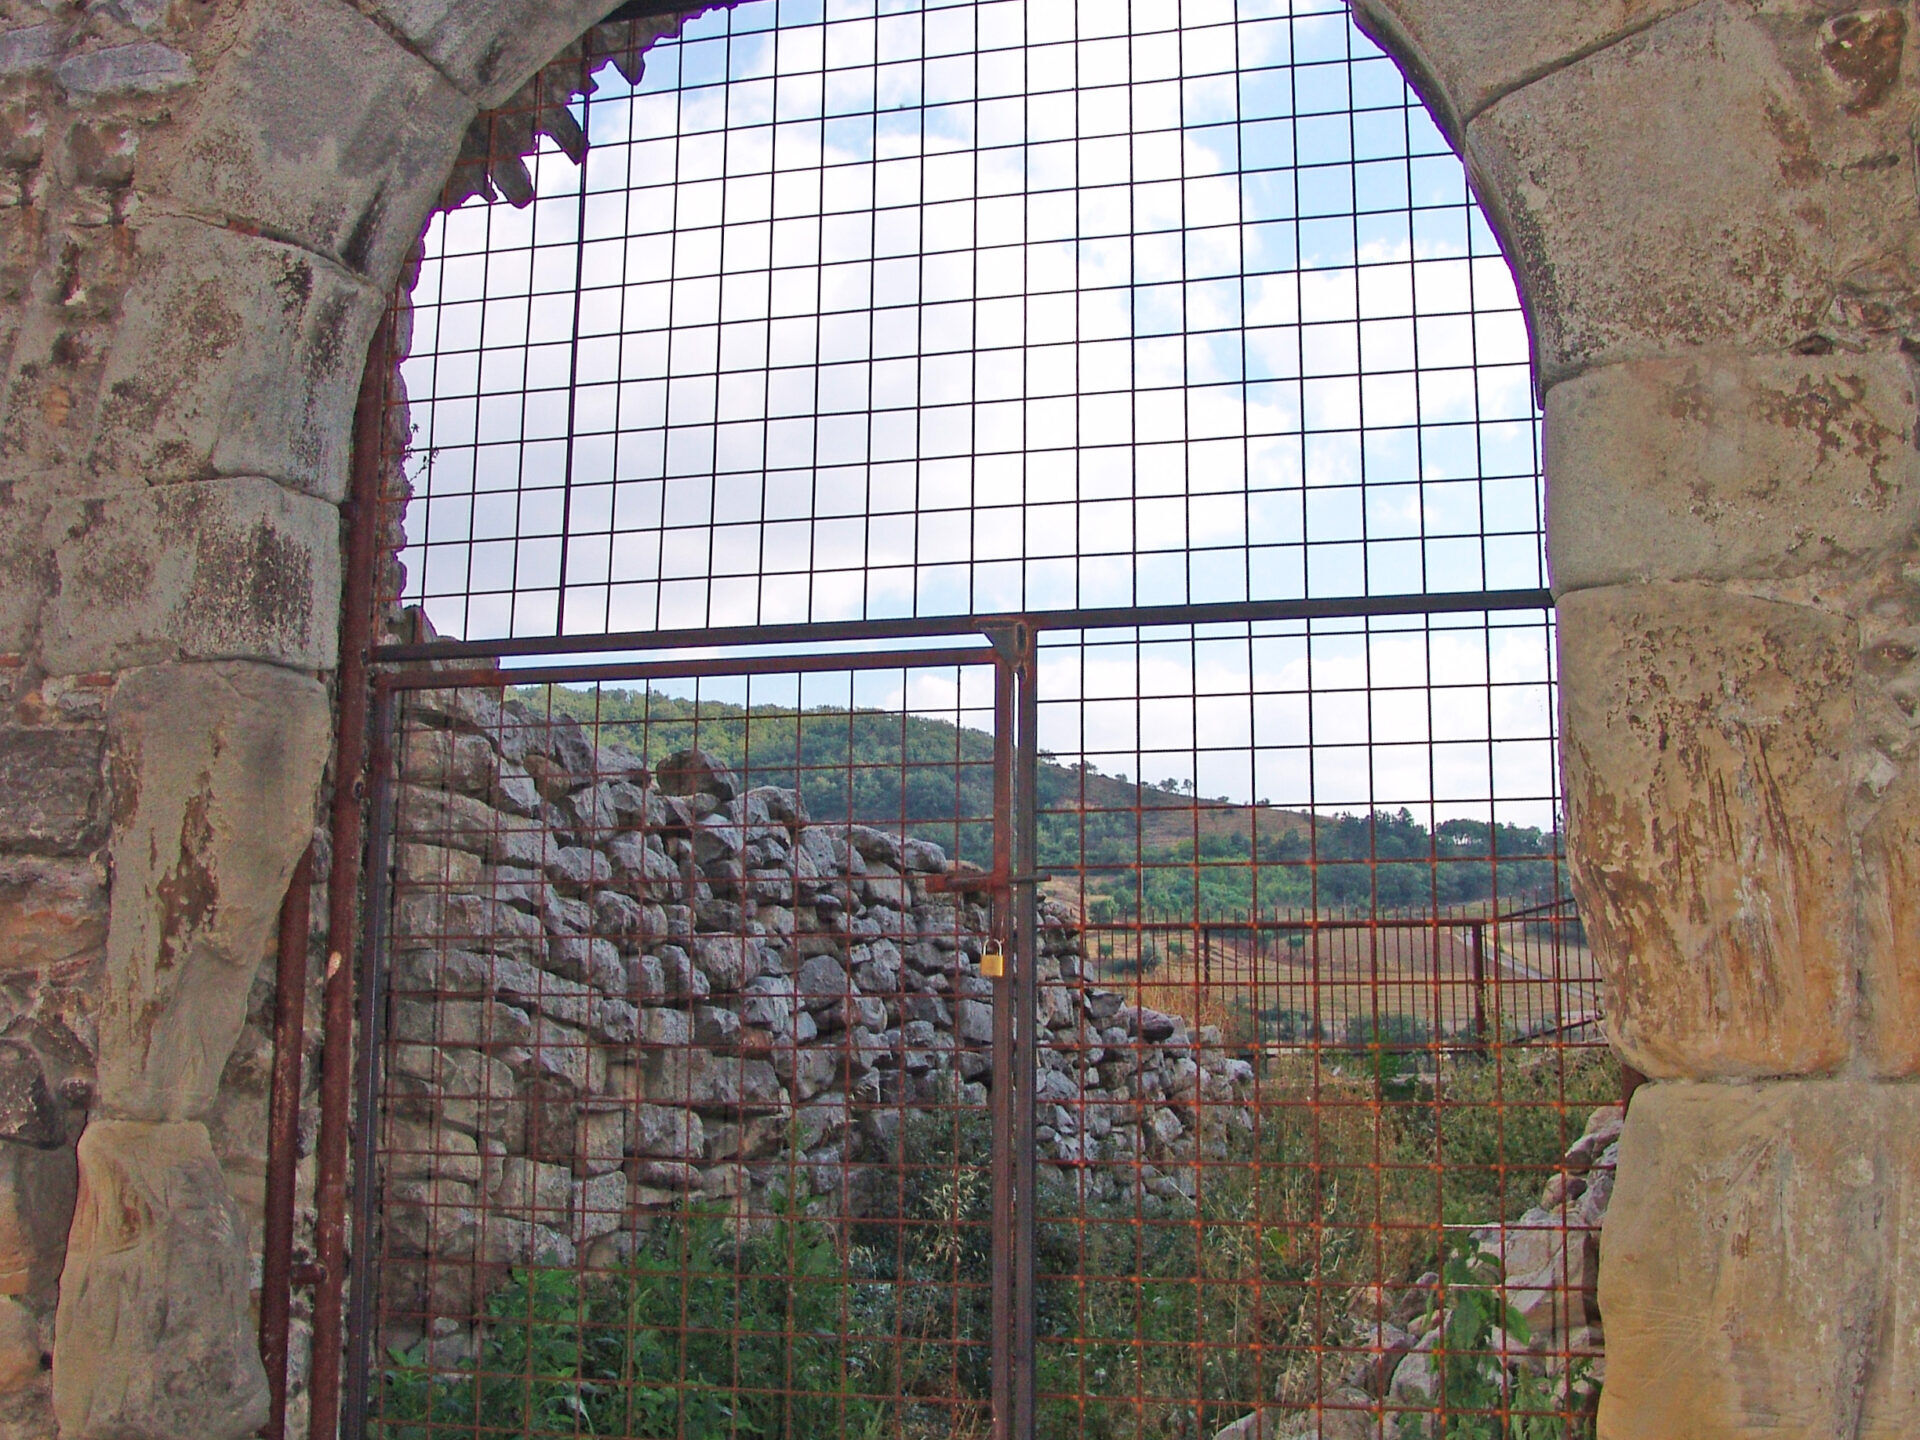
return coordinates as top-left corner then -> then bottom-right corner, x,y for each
397,0 -> 1556,827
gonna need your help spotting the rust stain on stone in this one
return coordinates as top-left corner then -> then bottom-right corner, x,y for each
1762,99 -> 1822,187
152,786 -> 216,976
136,781 -> 217,1064
270,253 -> 312,318
1821,9 -> 1907,113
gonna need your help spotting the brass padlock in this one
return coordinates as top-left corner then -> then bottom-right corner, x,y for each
980,939 -> 1006,979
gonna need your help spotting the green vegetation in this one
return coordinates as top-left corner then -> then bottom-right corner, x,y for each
379,1207 -> 914,1440
1399,1239 -> 1598,1440
379,1046 -> 1613,1440
518,685 -> 1569,918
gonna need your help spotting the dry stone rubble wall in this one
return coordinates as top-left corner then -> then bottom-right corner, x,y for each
383,684 -> 1255,1342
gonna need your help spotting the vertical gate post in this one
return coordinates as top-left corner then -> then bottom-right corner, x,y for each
260,846 -> 315,1440
989,651 -> 1016,1440
1469,922 -> 1487,1048
1011,620 -> 1040,1440
309,316 -> 393,1440
341,684 -> 400,1439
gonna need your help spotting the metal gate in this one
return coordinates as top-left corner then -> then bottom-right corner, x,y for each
310,593 -> 1609,1440
351,637 -> 1035,1440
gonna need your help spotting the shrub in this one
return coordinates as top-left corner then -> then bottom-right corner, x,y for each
380,1208 -> 907,1440
1397,1237 -> 1598,1440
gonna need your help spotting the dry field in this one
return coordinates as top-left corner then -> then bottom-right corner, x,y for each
1074,912 -> 1600,1048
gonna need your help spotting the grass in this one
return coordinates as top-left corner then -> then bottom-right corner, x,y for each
378,1040 -> 1615,1440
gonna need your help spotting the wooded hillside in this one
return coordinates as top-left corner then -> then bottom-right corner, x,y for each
518,685 -> 1566,918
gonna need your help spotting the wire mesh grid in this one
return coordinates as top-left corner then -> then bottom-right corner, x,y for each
355,625 -> 1612,1440
385,0 -> 1539,642
347,3 -> 1615,1439
1026,615 -> 1610,1440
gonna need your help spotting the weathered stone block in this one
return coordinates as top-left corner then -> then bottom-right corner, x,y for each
492,1155 -> 571,1223
363,0 -> 635,107
56,42 -> 191,97
52,1120 -> 268,1440
632,1103 -> 702,1161
574,1107 -> 626,1173
400,725 -> 500,800
1468,4 -> 1832,380
388,1043 -> 515,1135
393,783 -> 541,865
385,1177 -> 480,1259
395,841 -> 484,890
384,1116 -> 481,1184
84,217 -> 382,500
0,24 -> 58,77
1548,353 -> 1920,591
643,1047 -> 785,1112
390,997 -> 531,1050
0,729 -> 103,854
0,856 -> 107,974
1351,0 -> 1694,136
1599,1082 -> 1920,1439
143,0 -> 473,281
42,477 -> 341,673
1560,585 -> 1854,1077
98,663 -> 329,1120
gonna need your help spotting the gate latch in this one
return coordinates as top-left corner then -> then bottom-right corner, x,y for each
980,939 -> 1006,979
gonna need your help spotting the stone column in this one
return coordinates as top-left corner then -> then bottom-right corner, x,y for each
1354,2 -> 1920,1435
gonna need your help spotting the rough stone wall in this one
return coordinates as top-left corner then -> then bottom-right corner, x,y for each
383,684 -> 1255,1355
1351,3 -> 1920,1436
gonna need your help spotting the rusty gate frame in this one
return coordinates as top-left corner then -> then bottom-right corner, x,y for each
346,640 -> 1027,1440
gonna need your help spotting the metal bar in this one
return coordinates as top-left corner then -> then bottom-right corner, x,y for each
340,685 -> 399,1440
259,844 -> 314,1440
308,313 -> 392,1440
1010,620 -> 1039,1440
988,652 -> 1015,1440
551,75 -> 593,637
371,588 -> 1557,664
1086,915 -> 1528,934
1469,923 -> 1487,1047
1495,895 -> 1579,921
373,644 -> 1001,695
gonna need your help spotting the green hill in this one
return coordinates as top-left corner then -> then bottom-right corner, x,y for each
516,685 -> 1566,919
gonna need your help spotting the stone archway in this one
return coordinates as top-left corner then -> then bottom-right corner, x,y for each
0,1 -> 1912,1437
